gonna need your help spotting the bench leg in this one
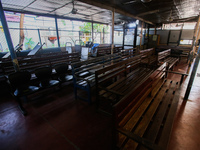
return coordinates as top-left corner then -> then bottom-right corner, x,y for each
180,75 -> 184,85
74,86 -> 78,100
87,87 -> 91,104
16,97 -> 27,116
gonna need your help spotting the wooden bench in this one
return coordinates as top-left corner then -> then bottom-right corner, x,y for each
1,52 -> 79,76
157,49 -> 179,71
113,63 -> 181,150
113,46 -> 123,53
71,53 -> 123,104
139,48 -> 157,66
94,46 -> 123,57
95,55 -> 160,114
121,48 -> 138,59
157,45 -> 192,62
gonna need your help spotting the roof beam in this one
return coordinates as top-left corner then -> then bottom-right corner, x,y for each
137,9 -> 159,17
78,0 -> 155,25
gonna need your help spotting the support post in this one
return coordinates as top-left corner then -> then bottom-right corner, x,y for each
184,44 -> 200,100
103,28 -> 105,44
167,30 -> 171,45
178,29 -> 183,46
134,24 -> 138,48
111,9 -> 115,54
92,22 -> 94,43
55,17 -> 60,47
191,16 -> 200,53
140,21 -> 144,49
147,24 -> 149,48
38,29 -> 42,45
0,1 -> 19,71
79,31 -> 81,45
122,24 -> 125,49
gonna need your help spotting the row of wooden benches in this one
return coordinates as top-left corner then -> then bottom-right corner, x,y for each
93,56 -> 183,149
0,52 -> 80,80
70,47 -> 187,149
1,46 -> 186,148
71,47 -> 180,104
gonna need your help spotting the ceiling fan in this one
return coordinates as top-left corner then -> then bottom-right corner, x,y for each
66,0 -> 78,15
123,0 -> 152,5
167,9 -> 173,22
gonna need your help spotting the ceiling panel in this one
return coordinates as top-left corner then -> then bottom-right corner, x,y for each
46,0 -> 72,5
28,0 -> 62,11
75,1 -> 94,8
1,0 -> 34,7
52,7 -> 73,15
23,7 -> 50,14
65,13 -> 88,19
2,4 -> 24,10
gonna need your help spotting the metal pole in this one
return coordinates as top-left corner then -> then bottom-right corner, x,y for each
144,23 -> 147,48
167,30 -> 171,45
38,29 -> 42,45
0,1 -> 19,71
79,31 -> 81,45
103,28 -> 105,44
134,24 -> 138,48
184,44 -> 200,100
111,9 -> 115,54
140,21 -> 144,49
178,29 -> 183,46
122,24 -> 125,49
191,16 -> 200,53
154,26 -> 157,35
92,22 -> 94,43
55,17 -> 60,47
147,24 -> 149,48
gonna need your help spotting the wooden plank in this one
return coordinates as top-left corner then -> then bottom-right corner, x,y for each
117,128 -> 162,150
122,80 -> 176,149
117,80 -> 170,149
158,82 -> 180,149
116,80 -> 161,148
114,63 -> 167,119
142,81 -> 179,144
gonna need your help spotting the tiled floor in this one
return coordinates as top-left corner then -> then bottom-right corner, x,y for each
0,57 -> 200,150
168,58 -> 200,150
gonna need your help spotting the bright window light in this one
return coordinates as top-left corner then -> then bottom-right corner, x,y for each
128,23 -> 136,28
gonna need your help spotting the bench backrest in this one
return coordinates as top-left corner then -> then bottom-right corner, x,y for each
113,46 -> 123,53
121,48 -> 138,58
95,46 -> 123,56
95,55 -> 141,88
139,48 -> 154,58
1,52 -> 80,75
113,62 -> 167,127
157,49 -> 171,61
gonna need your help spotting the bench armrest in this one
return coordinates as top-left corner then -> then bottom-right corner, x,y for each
74,74 -> 94,85
165,70 -> 188,84
166,70 -> 188,76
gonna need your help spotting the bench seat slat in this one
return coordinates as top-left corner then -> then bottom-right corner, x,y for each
158,83 -> 180,148
122,80 -> 178,149
142,81 -> 179,145
117,80 -> 171,148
